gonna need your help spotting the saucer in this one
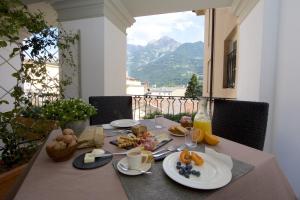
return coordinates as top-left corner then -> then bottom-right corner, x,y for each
117,157 -> 151,176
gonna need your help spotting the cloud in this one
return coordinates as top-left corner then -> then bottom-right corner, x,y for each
127,11 -> 204,46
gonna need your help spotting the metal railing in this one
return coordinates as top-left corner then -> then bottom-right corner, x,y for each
224,49 -> 237,88
132,95 -> 215,120
25,92 -> 60,106
25,93 -> 230,121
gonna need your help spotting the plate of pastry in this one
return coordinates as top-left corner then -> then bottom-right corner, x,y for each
168,125 -> 187,137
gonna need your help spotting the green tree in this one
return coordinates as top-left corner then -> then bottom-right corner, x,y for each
185,74 -> 202,98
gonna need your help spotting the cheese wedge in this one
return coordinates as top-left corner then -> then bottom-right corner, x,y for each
84,153 -> 95,163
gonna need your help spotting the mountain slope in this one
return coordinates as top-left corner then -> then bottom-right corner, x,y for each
128,36 -> 181,69
127,37 -> 204,86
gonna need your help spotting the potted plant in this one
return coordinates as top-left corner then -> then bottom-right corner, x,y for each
42,99 -> 97,135
16,106 -> 58,141
0,111 -> 39,199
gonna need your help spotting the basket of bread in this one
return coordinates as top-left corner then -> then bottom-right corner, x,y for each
46,129 -> 78,162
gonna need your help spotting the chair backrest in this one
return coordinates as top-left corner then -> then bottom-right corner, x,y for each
212,99 -> 269,150
89,96 -> 133,125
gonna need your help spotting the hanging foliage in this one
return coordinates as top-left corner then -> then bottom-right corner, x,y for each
0,0 -> 79,169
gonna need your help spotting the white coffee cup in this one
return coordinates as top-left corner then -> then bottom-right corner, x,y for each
127,150 -> 142,170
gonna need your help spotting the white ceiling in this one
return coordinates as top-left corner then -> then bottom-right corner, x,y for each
21,0 -> 257,27
122,0 -> 233,17
22,0 -> 234,17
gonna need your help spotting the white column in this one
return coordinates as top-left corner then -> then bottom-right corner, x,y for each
104,18 -> 127,95
61,17 -> 105,101
55,0 -> 134,102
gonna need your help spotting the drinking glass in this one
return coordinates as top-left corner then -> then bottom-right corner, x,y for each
154,115 -> 164,128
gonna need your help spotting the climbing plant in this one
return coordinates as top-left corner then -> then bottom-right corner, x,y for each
0,0 -> 78,169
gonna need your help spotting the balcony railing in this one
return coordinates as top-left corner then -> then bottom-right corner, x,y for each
132,95 -> 222,120
26,93 -> 228,121
25,92 -> 60,106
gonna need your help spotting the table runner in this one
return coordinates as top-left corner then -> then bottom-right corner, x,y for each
112,146 -> 254,200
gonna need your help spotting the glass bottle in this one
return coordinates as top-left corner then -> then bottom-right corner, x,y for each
193,98 -> 212,135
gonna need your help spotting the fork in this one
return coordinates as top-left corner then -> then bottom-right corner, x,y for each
114,146 -> 175,156
119,163 -> 152,174
152,145 -> 175,155
153,144 -> 186,158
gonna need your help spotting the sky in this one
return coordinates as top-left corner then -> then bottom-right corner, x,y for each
127,11 -> 205,46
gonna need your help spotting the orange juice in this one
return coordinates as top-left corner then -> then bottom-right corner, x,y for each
193,120 -> 212,135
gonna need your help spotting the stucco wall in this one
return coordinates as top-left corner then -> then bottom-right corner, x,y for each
213,8 -> 238,98
237,0 -> 264,101
238,0 -> 300,196
272,0 -> 300,197
202,8 -> 238,98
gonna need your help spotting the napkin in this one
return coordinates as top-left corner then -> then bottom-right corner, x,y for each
205,147 -> 233,170
77,126 -> 104,149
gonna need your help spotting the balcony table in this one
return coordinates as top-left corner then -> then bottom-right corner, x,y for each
12,118 -> 295,200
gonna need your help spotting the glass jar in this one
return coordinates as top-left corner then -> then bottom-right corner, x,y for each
193,98 -> 212,135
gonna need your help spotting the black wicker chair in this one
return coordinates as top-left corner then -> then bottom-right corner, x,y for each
89,96 -> 133,125
212,99 -> 269,150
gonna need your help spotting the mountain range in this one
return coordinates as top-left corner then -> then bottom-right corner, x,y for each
127,36 -> 204,87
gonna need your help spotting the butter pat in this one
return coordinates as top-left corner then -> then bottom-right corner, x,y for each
84,153 -> 95,163
91,149 -> 105,157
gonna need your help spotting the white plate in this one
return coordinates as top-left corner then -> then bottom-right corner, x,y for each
117,157 -> 151,176
102,124 -> 115,130
110,119 -> 139,128
163,151 -> 232,190
169,132 -> 185,137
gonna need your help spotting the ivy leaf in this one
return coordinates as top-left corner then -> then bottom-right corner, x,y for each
0,100 -> 9,105
9,47 -> 20,58
0,41 -> 7,48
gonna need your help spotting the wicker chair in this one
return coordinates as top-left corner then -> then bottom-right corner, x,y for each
212,99 -> 269,150
89,96 -> 133,125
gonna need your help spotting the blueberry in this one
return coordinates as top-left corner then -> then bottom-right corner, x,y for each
184,174 -> 190,178
179,169 -> 184,175
195,171 -> 201,177
177,162 -> 181,166
176,165 -> 181,170
191,170 -> 197,175
185,166 -> 192,172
